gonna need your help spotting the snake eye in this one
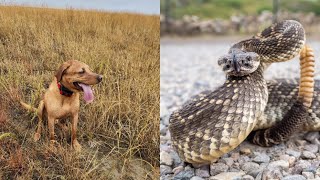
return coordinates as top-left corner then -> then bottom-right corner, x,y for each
246,56 -> 252,61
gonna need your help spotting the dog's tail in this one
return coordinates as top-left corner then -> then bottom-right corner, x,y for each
20,100 -> 44,141
20,101 -> 38,113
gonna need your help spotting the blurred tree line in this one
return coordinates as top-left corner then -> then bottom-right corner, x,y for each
161,0 -> 320,19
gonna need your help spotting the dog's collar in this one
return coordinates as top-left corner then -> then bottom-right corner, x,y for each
57,81 -> 73,97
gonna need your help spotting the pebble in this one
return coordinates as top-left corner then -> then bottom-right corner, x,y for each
285,149 -> 301,158
231,152 -> 240,161
173,166 -> 195,180
262,167 -> 283,179
190,176 -> 205,180
302,171 -> 314,179
268,160 -> 289,170
304,144 -> 319,153
237,156 -> 250,165
240,175 -> 254,180
161,174 -> 173,180
316,168 -> 320,176
295,139 -> 308,146
292,160 -> 312,174
210,163 -> 228,176
160,151 -> 173,166
160,165 -> 173,176
209,171 -> 245,180
160,124 -> 167,135
252,152 -> 270,163
279,154 -> 296,167
282,175 -> 306,180
221,158 -> 234,166
301,150 -> 316,159
239,147 -> 251,155
195,165 -> 210,178
241,162 -> 259,174
304,132 -> 320,144
168,150 -> 182,167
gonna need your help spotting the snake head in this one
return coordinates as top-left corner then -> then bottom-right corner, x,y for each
218,50 -> 260,76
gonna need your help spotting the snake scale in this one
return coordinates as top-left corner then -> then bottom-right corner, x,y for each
168,20 -> 315,165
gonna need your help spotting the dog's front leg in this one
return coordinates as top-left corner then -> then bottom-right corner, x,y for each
48,116 -> 59,150
71,113 -> 81,151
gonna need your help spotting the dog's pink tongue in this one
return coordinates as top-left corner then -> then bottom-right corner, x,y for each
78,83 -> 94,103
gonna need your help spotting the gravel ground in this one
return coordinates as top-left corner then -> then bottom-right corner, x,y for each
160,37 -> 320,180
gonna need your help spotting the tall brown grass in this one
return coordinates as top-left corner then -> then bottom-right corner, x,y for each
0,6 -> 159,179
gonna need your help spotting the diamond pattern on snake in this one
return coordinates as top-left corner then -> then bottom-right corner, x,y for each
168,20 -> 315,165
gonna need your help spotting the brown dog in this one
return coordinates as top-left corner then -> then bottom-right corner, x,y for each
21,60 -> 102,151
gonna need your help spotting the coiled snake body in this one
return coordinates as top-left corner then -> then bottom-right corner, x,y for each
169,20 -> 311,164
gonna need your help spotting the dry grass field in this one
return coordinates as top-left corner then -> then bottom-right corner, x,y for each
0,6 -> 159,179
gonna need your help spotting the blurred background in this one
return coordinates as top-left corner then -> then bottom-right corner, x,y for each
160,0 -> 320,36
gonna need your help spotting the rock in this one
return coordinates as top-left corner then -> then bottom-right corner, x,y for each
160,103 -> 170,121
241,162 -> 259,175
295,139 -> 308,146
286,149 -> 301,158
304,144 -> 318,153
161,174 -> 173,180
240,147 -> 251,155
238,156 -> 250,165
160,165 -> 173,176
169,150 -> 182,167
279,154 -> 290,161
190,176 -> 205,180
296,160 -> 312,169
231,152 -> 240,161
279,154 -> 296,167
209,171 -> 245,180
160,151 -> 173,166
316,168 -> 320,176
255,171 -> 263,180
304,132 -> 320,143
195,165 -> 210,178
282,175 -> 306,180
268,160 -> 289,170
291,167 -> 303,175
301,150 -> 316,159
240,175 -> 254,180
221,158 -> 234,166
288,156 -> 296,167
252,152 -> 270,163
262,167 -> 283,180
173,166 -> 195,180
292,160 -> 312,174
210,163 -> 228,176
160,123 -> 167,135
302,171 -> 314,179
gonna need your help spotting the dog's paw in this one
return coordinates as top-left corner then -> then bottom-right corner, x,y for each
49,140 -> 60,152
34,133 -> 41,141
72,140 -> 82,152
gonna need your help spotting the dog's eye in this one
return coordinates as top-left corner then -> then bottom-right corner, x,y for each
79,69 -> 85,74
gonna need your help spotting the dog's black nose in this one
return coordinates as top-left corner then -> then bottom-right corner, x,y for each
97,75 -> 103,82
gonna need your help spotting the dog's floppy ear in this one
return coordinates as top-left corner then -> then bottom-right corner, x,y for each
55,62 -> 70,82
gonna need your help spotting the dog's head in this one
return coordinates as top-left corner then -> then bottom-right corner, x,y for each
55,60 -> 102,103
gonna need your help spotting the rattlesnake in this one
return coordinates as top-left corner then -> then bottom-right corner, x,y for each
168,20 -> 313,164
